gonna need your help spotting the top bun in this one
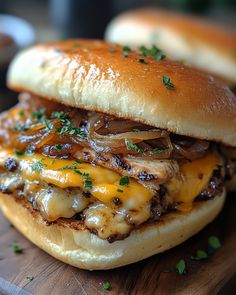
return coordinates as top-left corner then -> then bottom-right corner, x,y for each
105,9 -> 236,86
7,39 -> 236,146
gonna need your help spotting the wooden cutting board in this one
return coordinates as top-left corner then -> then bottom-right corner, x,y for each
0,194 -> 236,295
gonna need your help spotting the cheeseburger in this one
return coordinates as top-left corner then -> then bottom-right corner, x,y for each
0,40 -> 236,270
105,9 -> 236,90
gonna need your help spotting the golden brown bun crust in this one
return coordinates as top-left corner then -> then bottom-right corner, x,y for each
105,9 -> 236,85
7,40 -> 236,146
0,191 -> 225,270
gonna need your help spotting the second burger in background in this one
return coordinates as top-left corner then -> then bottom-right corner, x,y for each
105,9 -> 236,91
105,9 -> 236,191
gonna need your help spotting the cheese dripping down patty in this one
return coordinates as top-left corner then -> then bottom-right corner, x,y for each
0,149 -> 220,240
0,149 -> 153,208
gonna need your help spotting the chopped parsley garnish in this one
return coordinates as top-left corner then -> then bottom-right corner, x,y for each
52,112 -> 86,139
56,125 -> 86,138
125,139 -> 143,154
59,162 -> 78,170
83,177 -> 93,190
26,275 -> 34,282
59,162 -> 91,189
44,119 -> 53,130
119,176 -> 129,186
153,147 -> 166,155
31,159 -> 44,174
162,75 -> 175,90
11,241 -> 24,254
53,144 -> 63,152
51,111 -> 70,120
191,250 -> 208,261
32,108 -> 46,121
208,236 -> 221,254
19,110 -> 24,116
175,259 -> 187,275
123,45 -> 131,52
74,129 -> 86,137
137,58 -> 148,64
139,45 -> 166,60
117,189 -> 123,193
154,51 -> 166,61
74,169 -> 93,190
102,281 -> 111,291
138,45 -> 147,55
122,45 -> 131,57
14,149 -> 25,156
69,128 -> 86,138
13,124 -> 29,132
32,108 -> 53,130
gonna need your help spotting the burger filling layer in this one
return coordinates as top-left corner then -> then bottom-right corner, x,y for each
0,93 -> 226,242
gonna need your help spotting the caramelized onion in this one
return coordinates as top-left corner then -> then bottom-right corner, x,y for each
85,113 -> 170,155
95,129 -> 166,141
173,141 -> 209,160
0,94 -> 210,161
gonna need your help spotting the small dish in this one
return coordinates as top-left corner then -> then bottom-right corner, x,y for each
0,14 -> 35,67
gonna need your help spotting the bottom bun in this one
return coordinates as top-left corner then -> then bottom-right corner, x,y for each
226,175 -> 236,191
0,191 -> 225,270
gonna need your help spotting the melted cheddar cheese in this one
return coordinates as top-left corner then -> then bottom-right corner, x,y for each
167,154 -> 219,211
0,149 -> 220,212
0,149 -> 153,208
0,148 -> 221,239
0,149 -> 220,206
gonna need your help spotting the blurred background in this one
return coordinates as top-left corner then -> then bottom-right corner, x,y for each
0,0 -> 236,41
0,0 -> 236,110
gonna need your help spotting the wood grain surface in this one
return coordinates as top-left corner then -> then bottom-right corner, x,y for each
0,194 -> 236,295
